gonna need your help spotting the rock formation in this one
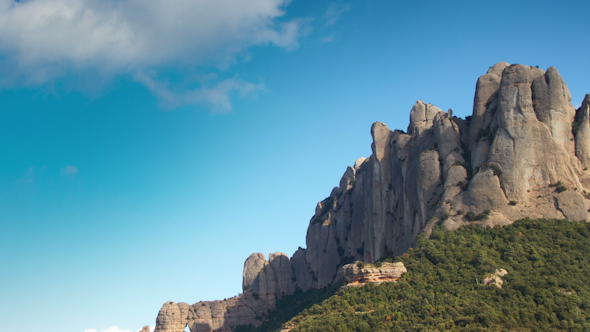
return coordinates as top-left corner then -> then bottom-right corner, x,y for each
340,262 -> 407,287
154,253 -> 294,332
153,63 -> 590,331
482,268 -> 508,288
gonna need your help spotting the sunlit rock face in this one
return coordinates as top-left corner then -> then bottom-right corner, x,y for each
340,262 -> 407,287
153,63 -> 590,331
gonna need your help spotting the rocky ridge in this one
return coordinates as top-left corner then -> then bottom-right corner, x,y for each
153,63 -> 590,332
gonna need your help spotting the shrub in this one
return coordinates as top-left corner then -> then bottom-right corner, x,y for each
465,210 -> 489,221
509,201 -> 517,206
490,164 -> 503,177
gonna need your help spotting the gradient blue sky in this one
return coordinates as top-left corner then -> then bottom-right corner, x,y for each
0,1 -> 588,331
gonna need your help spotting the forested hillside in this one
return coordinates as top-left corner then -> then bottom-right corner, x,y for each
239,219 -> 590,332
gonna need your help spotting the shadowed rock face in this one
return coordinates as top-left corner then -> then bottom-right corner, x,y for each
152,63 -> 590,331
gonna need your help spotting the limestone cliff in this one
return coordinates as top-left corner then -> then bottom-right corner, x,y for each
153,63 -> 590,332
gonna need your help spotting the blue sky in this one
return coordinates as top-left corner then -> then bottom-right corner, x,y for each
0,1 -> 588,332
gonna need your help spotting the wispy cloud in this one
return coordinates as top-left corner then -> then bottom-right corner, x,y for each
60,165 -> 79,176
84,325 -> 154,332
0,0 -> 300,110
319,36 -> 335,44
134,72 -> 265,112
18,167 -> 35,184
323,2 -> 351,26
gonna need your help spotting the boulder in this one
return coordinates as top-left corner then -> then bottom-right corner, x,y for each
340,262 -> 407,287
483,268 -> 508,288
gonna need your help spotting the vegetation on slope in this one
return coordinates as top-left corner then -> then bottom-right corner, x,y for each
233,285 -> 339,332
242,219 -> 590,331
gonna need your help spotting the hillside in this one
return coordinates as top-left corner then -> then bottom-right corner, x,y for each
271,219 -> 590,331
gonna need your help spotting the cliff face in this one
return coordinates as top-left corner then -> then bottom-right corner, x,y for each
153,63 -> 590,332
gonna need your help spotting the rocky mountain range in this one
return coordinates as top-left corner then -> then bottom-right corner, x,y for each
151,62 -> 590,332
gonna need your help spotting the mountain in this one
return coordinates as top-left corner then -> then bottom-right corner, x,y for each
151,63 -> 590,332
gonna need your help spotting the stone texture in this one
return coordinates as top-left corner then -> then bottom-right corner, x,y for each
576,95 -> 590,168
340,262 -> 407,287
242,253 -> 266,294
269,252 -> 295,295
154,302 -> 190,332
291,247 -> 313,291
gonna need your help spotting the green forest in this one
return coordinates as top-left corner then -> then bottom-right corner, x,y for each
236,218 -> 590,331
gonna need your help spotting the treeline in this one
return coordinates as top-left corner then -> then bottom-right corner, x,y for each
238,218 -> 590,331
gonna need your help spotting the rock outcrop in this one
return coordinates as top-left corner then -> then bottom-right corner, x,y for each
482,268 -> 508,288
154,253 -> 294,332
340,262 -> 407,287
153,63 -> 590,331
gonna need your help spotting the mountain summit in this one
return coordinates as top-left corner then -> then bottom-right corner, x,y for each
152,63 -> 590,332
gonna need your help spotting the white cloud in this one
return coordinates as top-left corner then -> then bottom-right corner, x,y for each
136,327 -> 155,332
84,326 -> 155,332
323,2 -> 350,26
61,165 -> 79,175
0,0 -> 300,109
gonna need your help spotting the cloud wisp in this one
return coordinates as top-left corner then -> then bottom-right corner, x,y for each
323,2 -> 351,26
60,165 -> 79,176
18,167 -> 35,184
133,72 -> 265,112
0,0 -> 300,110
